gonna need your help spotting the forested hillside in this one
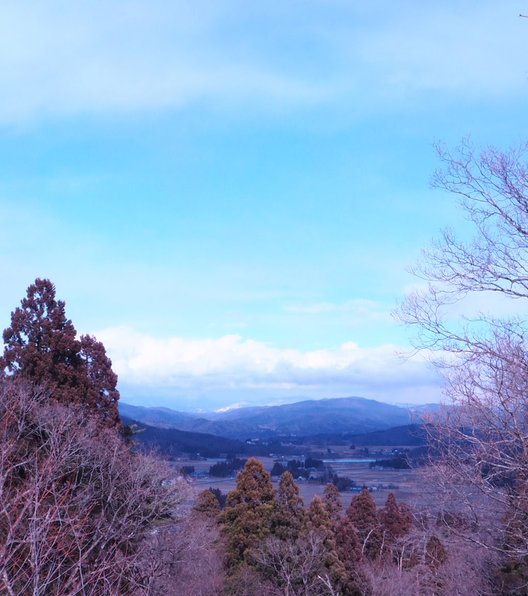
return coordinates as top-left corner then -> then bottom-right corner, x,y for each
120,397 -> 414,439
122,415 -> 289,457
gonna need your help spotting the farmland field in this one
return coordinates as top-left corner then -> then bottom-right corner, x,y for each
176,451 -> 432,508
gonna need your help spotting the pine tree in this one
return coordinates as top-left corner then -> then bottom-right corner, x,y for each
347,489 -> 382,560
1,278 -> 83,400
380,492 -> 410,542
323,482 -> 342,524
272,470 -> 304,540
221,458 -> 276,570
194,489 -> 221,520
335,516 -> 364,596
303,496 -> 346,592
0,279 -> 120,427
79,334 -> 120,427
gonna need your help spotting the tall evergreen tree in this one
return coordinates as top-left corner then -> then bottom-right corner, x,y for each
79,334 -> 120,427
1,278 -> 83,397
335,516 -> 364,595
425,535 -> 448,570
221,458 -> 276,570
194,489 -> 222,520
380,492 -> 410,542
272,470 -> 305,541
0,278 -> 120,427
399,501 -> 414,534
323,482 -> 343,524
347,489 -> 382,560
304,496 -> 346,591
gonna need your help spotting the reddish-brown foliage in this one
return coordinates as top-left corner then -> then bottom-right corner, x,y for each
194,489 -> 222,520
1,279 -> 120,428
322,483 -> 342,524
0,379 -> 184,595
272,471 -> 305,541
380,493 -> 412,543
346,489 -> 383,560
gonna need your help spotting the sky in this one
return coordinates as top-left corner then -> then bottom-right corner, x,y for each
0,1 -> 527,411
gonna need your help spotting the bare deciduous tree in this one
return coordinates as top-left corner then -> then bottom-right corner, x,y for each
252,532 -> 333,596
399,140 -> 528,561
0,379 -> 186,595
140,513 -> 225,596
363,524 -> 496,596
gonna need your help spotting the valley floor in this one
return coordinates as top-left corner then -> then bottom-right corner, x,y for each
177,454 -> 431,508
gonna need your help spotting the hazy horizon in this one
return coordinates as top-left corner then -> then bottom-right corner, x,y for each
118,391 -> 439,414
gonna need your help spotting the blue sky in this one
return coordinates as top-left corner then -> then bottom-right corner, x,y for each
0,1 -> 527,410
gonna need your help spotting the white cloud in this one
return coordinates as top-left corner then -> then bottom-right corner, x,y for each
0,2 -> 524,124
97,326 -> 441,407
355,3 -> 528,100
285,299 -> 392,324
0,1 -> 329,124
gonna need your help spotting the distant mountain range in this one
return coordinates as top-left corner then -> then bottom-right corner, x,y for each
120,397 -> 436,440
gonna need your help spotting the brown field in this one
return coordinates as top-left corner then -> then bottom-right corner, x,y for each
175,451 -> 434,509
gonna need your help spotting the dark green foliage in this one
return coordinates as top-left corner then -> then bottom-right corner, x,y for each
320,464 -> 336,484
208,487 -> 227,509
305,457 -> 324,469
1,279 -> 81,388
216,459 -> 421,595
79,333 -> 120,427
287,459 -> 310,479
369,456 -> 410,469
335,516 -> 364,595
305,496 -> 334,536
270,461 -> 286,476
253,534 -> 340,596
209,458 -> 247,478
332,474 -> 354,492
121,416 -> 247,457
346,424 -> 429,447
399,501 -> 414,534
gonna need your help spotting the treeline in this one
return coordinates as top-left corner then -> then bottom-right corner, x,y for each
270,457 -> 324,478
123,415 -> 249,458
126,416 -> 298,458
369,456 -> 410,470
209,458 -> 247,477
289,424 -> 429,448
192,458 -> 488,595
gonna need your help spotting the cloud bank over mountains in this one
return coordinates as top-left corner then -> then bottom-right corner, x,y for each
98,326 -> 441,409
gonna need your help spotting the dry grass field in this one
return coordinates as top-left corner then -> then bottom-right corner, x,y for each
177,452 -> 432,509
